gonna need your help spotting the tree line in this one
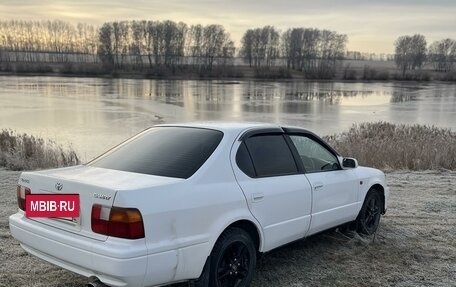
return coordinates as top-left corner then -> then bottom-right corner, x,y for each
394,34 -> 456,75
1,19 -> 455,78
97,21 -> 235,70
0,20 -> 98,63
239,26 -> 347,77
0,19 -> 347,76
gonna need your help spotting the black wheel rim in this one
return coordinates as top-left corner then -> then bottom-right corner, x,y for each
364,196 -> 380,230
216,241 -> 250,287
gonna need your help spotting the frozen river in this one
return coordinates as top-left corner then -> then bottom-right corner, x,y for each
1,76 -> 455,160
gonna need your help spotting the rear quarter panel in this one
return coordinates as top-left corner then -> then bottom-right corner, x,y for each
113,133 -> 260,283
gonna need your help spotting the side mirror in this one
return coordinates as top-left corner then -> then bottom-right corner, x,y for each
342,157 -> 358,169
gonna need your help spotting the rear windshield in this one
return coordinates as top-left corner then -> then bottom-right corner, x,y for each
89,127 -> 223,179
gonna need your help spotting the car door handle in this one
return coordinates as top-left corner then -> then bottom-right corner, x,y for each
252,193 -> 264,202
313,184 -> 324,190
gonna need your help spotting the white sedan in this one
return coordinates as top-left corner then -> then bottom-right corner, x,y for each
9,122 -> 389,287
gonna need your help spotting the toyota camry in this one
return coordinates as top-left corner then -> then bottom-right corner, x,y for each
9,122 -> 389,287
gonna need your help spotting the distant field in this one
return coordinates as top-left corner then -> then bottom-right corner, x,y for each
1,169 -> 454,287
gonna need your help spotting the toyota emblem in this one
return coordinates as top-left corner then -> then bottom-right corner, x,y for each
55,182 -> 63,191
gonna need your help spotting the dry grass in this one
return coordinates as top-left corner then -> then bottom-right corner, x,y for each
324,122 -> 456,171
1,169 -> 454,287
0,129 -> 79,171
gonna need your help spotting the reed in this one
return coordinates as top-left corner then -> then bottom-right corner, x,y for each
0,129 -> 79,170
324,122 -> 456,170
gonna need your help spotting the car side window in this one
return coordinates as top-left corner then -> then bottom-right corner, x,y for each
236,142 -> 256,177
289,135 -> 340,173
244,134 -> 298,177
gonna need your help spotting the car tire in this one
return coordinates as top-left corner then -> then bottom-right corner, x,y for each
356,189 -> 383,235
193,227 -> 256,287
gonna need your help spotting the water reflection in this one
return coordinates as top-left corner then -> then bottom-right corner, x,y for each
0,76 -> 455,160
390,93 -> 417,103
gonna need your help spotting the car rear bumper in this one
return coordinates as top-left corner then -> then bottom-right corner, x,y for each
9,212 -> 179,287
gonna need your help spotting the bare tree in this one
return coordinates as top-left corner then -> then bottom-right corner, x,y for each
264,26 -> 280,67
394,34 -> 427,76
411,34 -> 427,70
0,20 -> 98,63
119,21 -> 130,68
201,24 -> 234,70
240,26 -> 280,67
280,30 -> 292,69
429,38 -> 456,72
175,22 -> 188,66
240,29 -> 255,67
130,21 -> 146,68
111,22 -> 122,68
281,28 -> 347,78
302,28 -> 320,73
147,21 -> 162,66
187,24 -> 204,65
98,23 -> 114,68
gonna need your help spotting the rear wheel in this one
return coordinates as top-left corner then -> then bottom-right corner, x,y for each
193,227 -> 256,287
356,190 -> 382,235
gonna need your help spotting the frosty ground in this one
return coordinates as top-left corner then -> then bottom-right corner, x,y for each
0,169 -> 454,287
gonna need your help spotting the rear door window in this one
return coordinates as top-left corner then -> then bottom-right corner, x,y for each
236,142 -> 256,177
244,135 -> 298,177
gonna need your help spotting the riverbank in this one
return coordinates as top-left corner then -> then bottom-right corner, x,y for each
1,60 -> 455,82
1,169 -> 454,286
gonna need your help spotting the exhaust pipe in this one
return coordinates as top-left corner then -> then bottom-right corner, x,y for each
87,277 -> 109,287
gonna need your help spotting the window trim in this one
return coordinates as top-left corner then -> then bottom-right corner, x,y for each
235,127 -> 343,178
238,127 -> 284,141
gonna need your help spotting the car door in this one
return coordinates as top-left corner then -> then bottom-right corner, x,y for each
287,133 -> 359,235
232,132 -> 312,252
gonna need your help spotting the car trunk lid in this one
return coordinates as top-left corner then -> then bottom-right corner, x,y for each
19,165 -> 182,241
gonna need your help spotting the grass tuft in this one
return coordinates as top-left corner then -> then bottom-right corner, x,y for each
324,122 -> 456,170
0,129 -> 79,171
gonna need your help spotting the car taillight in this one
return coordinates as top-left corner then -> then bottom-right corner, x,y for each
17,185 -> 31,211
91,204 -> 145,239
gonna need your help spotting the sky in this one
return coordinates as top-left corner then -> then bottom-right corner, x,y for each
1,0 -> 455,54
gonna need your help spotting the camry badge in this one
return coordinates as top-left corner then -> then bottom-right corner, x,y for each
94,193 -> 111,200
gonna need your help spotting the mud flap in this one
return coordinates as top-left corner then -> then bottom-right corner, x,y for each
189,256 -> 210,287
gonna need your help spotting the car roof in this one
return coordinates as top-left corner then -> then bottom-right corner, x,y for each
156,122 -> 339,156
157,122 -> 280,136
155,122 -> 319,141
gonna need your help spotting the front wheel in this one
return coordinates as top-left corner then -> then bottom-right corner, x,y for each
356,190 -> 383,235
194,227 -> 256,287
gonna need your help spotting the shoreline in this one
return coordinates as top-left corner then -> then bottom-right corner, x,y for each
1,58 -> 455,83
1,71 -> 455,84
